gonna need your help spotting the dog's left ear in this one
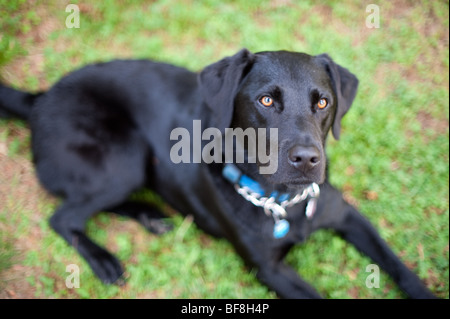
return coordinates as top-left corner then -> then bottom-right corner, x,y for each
316,54 -> 359,140
199,49 -> 255,131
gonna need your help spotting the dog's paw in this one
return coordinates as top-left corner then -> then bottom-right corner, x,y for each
139,215 -> 173,235
74,231 -> 126,284
89,253 -> 125,285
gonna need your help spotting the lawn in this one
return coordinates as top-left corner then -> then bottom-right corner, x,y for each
0,0 -> 448,299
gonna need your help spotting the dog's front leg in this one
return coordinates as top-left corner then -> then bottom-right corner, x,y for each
231,234 -> 322,299
255,261 -> 322,299
317,186 -> 436,298
335,206 -> 435,298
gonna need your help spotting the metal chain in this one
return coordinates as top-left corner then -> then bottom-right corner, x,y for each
234,183 -> 320,219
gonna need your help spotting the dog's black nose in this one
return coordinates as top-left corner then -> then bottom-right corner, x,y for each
288,145 -> 320,171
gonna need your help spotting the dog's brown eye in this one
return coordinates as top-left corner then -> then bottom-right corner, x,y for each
317,98 -> 328,109
260,96 -> 273,107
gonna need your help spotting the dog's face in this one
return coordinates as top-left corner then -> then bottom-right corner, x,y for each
200,49 -> 358,192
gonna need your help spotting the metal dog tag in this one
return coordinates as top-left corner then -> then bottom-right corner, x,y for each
273,219 -> 290,238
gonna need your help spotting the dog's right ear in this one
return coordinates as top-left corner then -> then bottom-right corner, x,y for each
199,49 -> 255,131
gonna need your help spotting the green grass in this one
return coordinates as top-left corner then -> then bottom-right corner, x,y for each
0,0 -> 448,299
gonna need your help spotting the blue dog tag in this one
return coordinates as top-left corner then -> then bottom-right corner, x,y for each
273,219 -> 290,238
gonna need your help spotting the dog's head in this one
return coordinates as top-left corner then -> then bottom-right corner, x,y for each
199,49 -> 358,192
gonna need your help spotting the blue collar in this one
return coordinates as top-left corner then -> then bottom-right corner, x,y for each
222,163 -> 292,203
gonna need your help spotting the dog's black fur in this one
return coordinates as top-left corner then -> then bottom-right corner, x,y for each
0,49 -> 435,298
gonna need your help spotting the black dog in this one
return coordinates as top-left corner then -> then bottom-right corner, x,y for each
0,49 -> 435,298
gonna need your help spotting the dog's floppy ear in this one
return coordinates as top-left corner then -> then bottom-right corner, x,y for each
316,54 -> 359,140
199,49 -> 255,130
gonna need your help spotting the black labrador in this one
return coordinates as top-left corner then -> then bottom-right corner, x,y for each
0,49 -> 435,298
